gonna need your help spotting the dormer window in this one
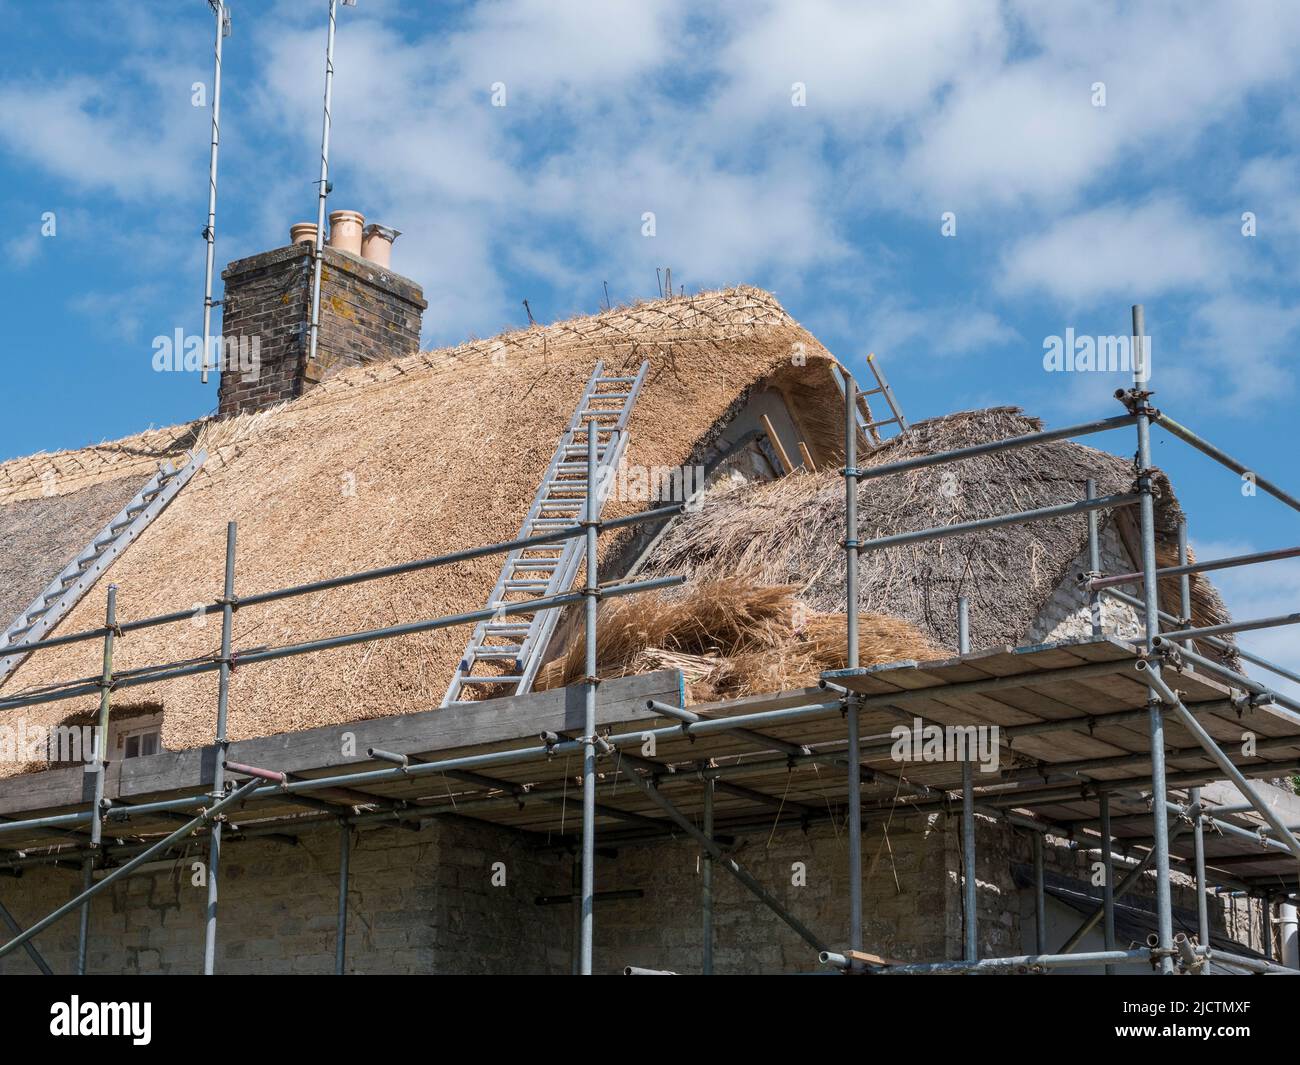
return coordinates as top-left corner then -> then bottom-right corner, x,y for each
109,713 -> 165,761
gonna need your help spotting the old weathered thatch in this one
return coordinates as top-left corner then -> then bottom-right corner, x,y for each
636,407 -> 1235,655
534,577 -> 943,702
0,478 -> 143,628
0,288 -> 847,772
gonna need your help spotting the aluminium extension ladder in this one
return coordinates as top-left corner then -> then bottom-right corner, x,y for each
440,361 -> 649,707
833,352 -> 909,448
0,450 -> 208,687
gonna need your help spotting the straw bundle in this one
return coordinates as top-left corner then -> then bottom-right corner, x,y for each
535,578 -> 943,702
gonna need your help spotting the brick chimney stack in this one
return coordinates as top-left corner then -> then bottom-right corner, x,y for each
216,224 -> 426,417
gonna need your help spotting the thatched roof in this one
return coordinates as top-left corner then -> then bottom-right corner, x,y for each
636,407 -> 1235,655
0,287 -> 846,771
0,476 -> 145,629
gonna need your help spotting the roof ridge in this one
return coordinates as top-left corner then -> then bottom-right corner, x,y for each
0,285 -> 799,498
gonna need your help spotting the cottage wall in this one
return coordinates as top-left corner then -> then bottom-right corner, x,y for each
1,805 -> 1268,974
1024,521 -> 1142,644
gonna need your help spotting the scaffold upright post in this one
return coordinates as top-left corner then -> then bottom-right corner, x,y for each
1263,895 -> 1274,960
77,583 -> 117,975
1086,478 -> 1103,636
702,773 -> 714,974
1099,792 -> 1117,974
335,820 -> 350,975
1178,519 -> 1193,660
579,419 -> 599,974
1032,832 -> 1046,954
1129,304 -> 1175,974
203,521 -> 237,975
843,368 -> 863,957
1191,786 -> 1210,962
958,596 -> 976,962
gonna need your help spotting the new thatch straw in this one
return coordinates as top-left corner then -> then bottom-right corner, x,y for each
0,288 -> 845,771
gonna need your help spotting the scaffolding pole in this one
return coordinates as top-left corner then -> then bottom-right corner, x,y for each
77,584 -> 116,976
1153,639 -> 1300,721
1191,787 -> 1210,966
1138,661 -> 1300,862
0,899 -> 53,975
843,370 -> 863,956
578,421 -> 599,974
600,738 -> 828,954
1086,479 -> 1103,636
203,522 -> 236,974
336,820 -> 349,975
1098,792 -> 1116,974
1152,411 -> 1300,515
0,508 -> 679,661
701,775 -> 714,975
0,778 -> 263,961
830,948 -> 1153,975
1128,304 -> 1174,974
1103,586 -> 1300,687
1032,832 -> 1046,955
957,596 -> 976,962
1089,543 -> 1300,592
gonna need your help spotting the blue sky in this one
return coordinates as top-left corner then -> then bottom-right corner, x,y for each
0,0 -> 1297,690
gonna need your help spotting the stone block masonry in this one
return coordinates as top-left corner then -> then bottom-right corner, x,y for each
0,804 -> 1263,974
0,816 -> 570,976
0,813 -> 952,975
216,244 -> 427,418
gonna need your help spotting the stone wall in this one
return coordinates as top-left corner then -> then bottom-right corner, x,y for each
1,813 -> 951,975
0,802 -> 1271,975
0,816 -> 568,976
1024,520 -> 1142,644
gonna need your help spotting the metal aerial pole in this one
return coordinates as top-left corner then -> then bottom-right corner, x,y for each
307,0 -> 343,375
203,522 -> 237,974
1130,303 -> 1175,974
200,1 -> 229,386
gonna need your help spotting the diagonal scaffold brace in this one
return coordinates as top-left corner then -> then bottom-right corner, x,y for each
595,735 -> 830,956
0,776 -> 264,962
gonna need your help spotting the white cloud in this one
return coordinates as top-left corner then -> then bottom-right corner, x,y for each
0,71 -> 201,200
1235,156 -> 1300,241
862,297 -> 1018,362
4,230 -> 41,267
5,0 -> 1300,393
447,0 -> 684,97
709,0 -> 1004,131
1179,295 -> 1300,411
889,0 -> 1300,212
998,198 -> 1240,304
